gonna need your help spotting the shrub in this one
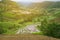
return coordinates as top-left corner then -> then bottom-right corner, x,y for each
37,20 -> 60,38
0,22 -> 21,34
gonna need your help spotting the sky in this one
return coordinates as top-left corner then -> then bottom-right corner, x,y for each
12,0 -> 60,2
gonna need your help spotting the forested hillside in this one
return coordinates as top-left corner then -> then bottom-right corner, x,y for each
0,0 -> 27,34
0,0 -> 60,38
0,0 -> 41,34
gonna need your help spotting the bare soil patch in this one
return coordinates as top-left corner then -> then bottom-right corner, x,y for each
0,34 -> 60,40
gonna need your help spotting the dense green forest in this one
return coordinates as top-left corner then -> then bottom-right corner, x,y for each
0,0 -> 60,38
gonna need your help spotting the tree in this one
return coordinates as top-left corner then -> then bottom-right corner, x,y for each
38,21 -> 60,38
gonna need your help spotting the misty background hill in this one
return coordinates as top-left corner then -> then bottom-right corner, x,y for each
17,1 -> 60,9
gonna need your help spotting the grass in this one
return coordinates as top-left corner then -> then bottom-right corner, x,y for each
32,32 -> 43,35
0,34 -> 60,40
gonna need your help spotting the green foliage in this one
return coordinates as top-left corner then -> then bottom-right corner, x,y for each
32,32 -> 43,35
37,20 -> 60,38
0,22 -> 21,34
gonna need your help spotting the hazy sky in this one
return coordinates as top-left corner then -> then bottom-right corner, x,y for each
12,0 -> 60,2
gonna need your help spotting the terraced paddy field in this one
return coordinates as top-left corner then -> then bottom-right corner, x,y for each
0,34 -> 60,40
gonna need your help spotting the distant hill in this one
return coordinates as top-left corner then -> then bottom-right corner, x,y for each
17,1 -> 60,9
0,1 -> 60,22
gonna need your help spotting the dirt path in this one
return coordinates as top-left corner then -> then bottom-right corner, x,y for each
0,34 -> 60,40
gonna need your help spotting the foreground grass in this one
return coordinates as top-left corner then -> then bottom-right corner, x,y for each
0,34 -> 60,40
